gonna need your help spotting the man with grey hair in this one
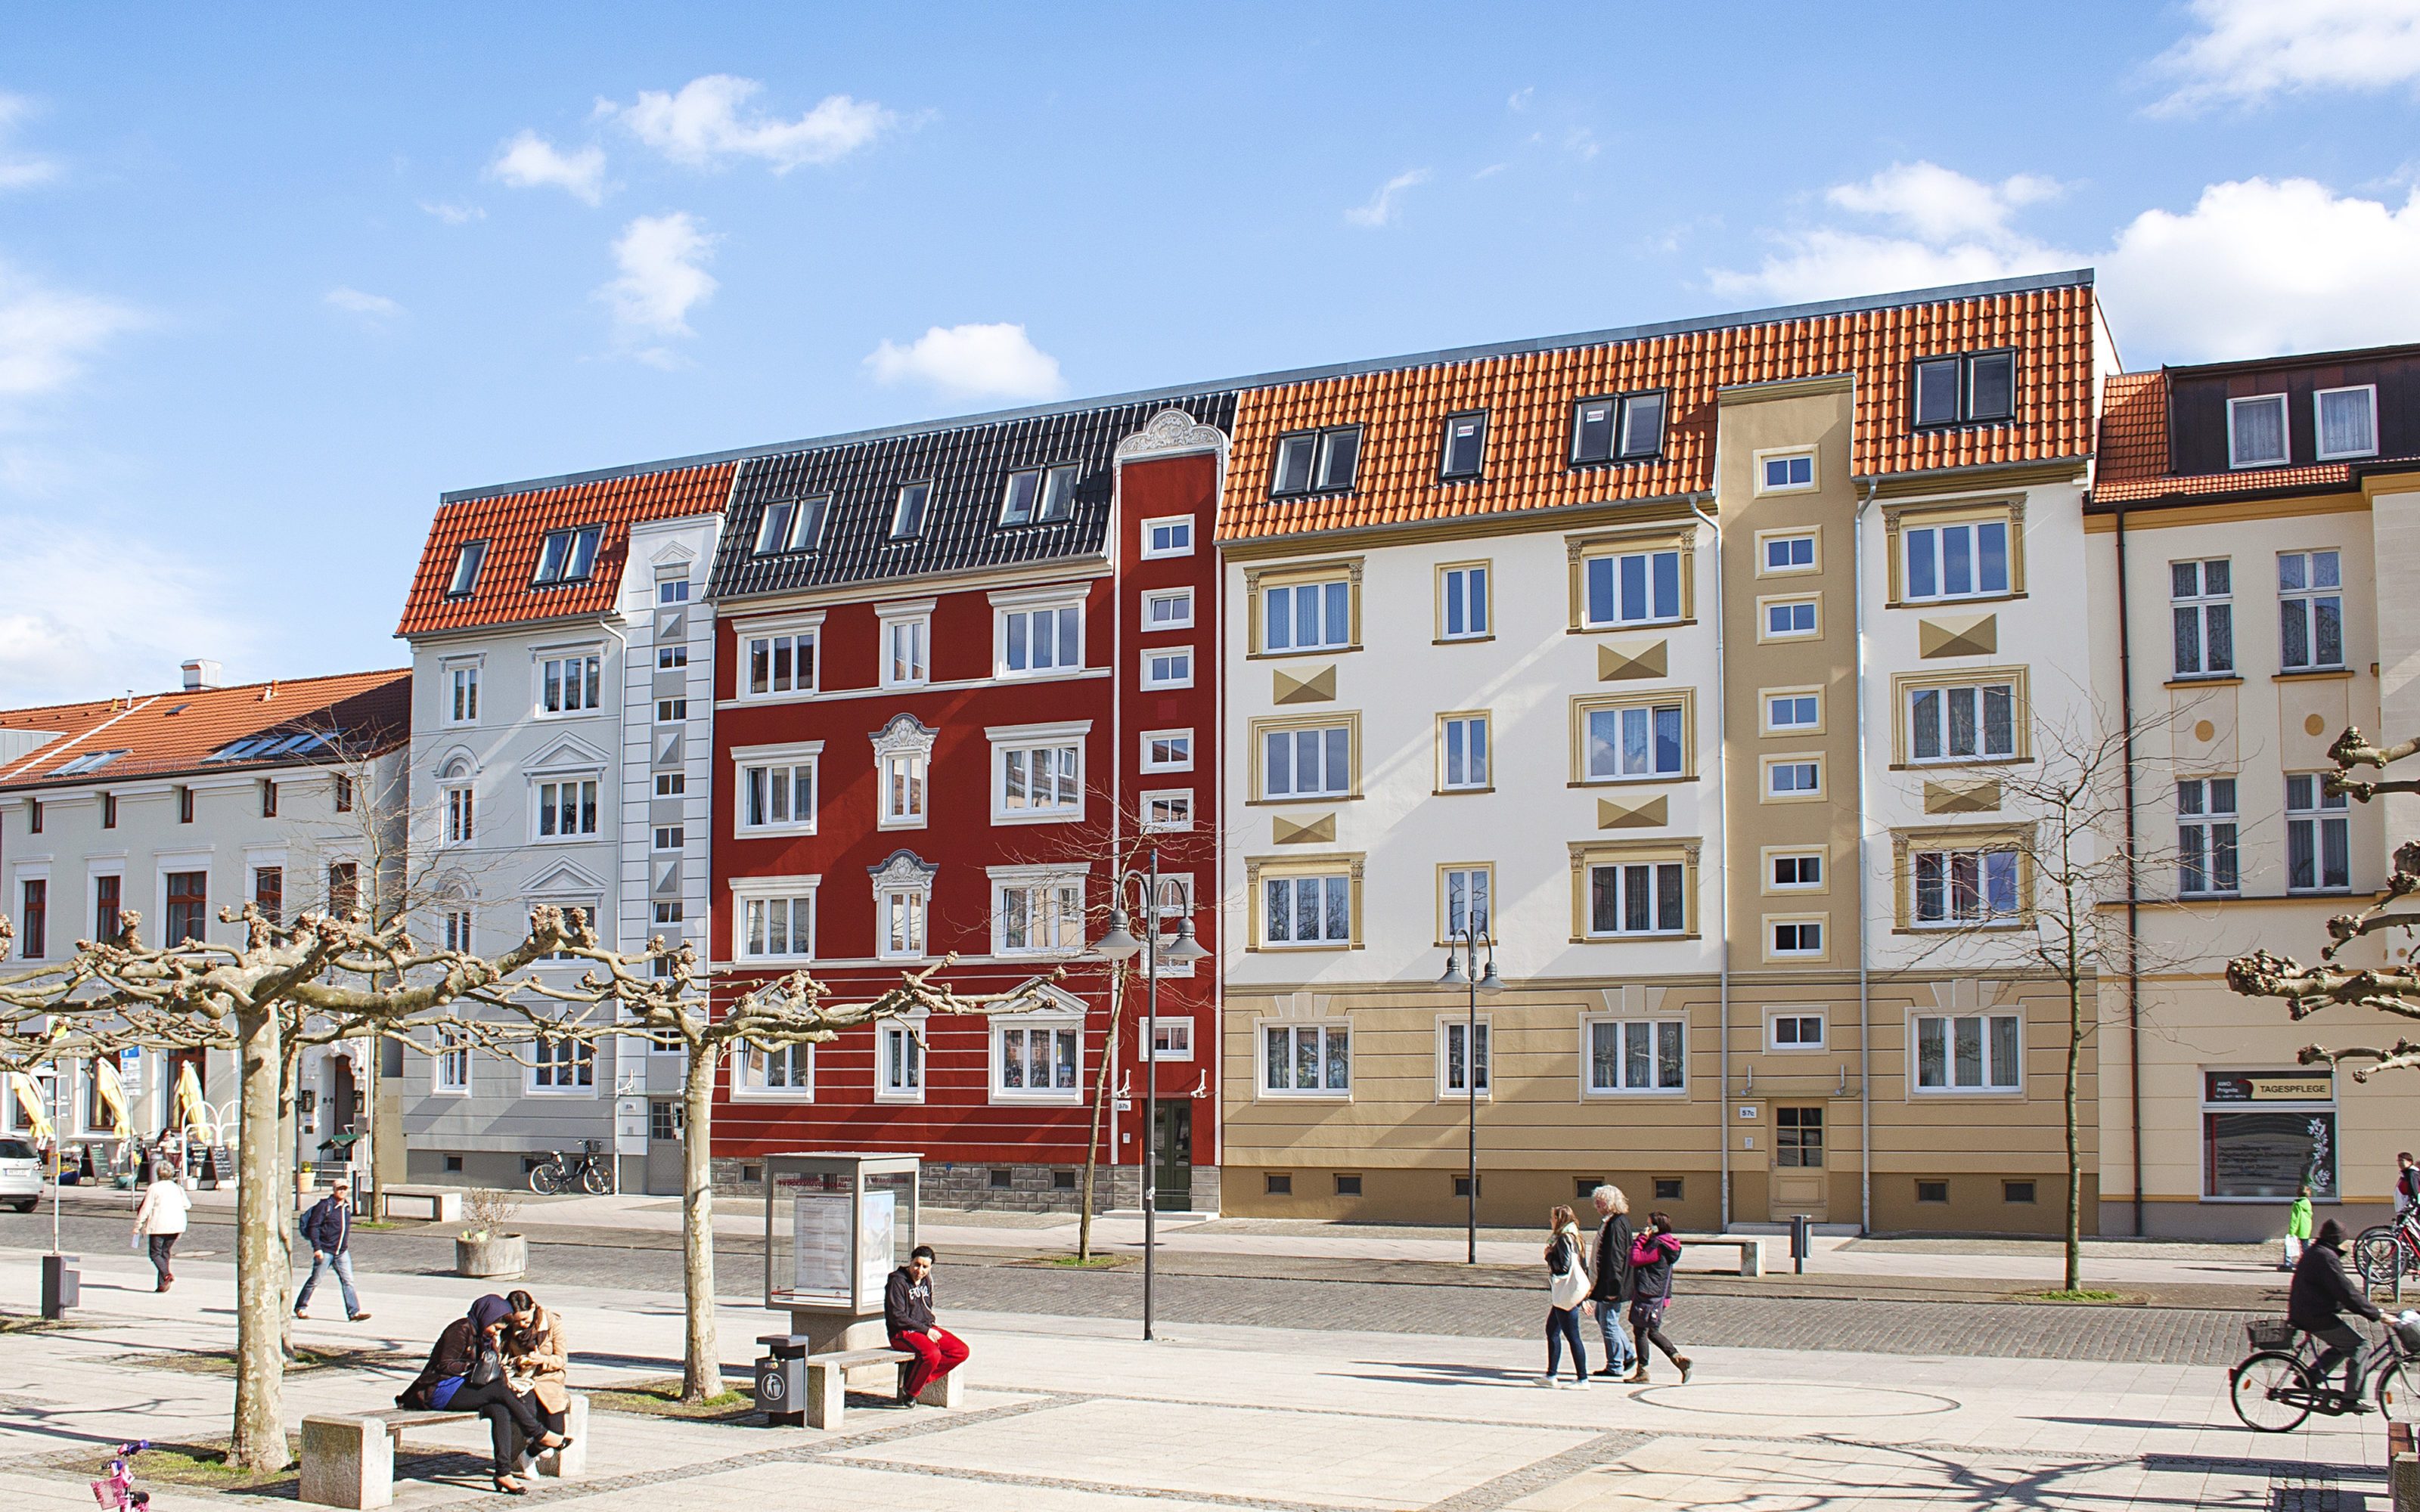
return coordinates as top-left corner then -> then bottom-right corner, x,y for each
1583,1184 -> 1635,1379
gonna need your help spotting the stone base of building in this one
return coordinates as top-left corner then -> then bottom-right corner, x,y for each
703,1157 -> 1220,1216
405,1148 -> 550,1190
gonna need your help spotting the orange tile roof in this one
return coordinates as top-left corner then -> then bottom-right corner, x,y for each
0,669 -> 411,791
397,463 -> 736,637
1218,277 -> 2097,543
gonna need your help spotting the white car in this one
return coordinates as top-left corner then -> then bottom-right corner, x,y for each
0,1137 -> 40,1212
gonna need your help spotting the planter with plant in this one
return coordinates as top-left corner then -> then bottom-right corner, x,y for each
454,1188 -> 526,1278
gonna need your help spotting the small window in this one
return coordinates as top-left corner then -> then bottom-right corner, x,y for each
1439,564 -> 1489,640
1913,350 -> 2017,429
1453,1176 -> 1480,1198
658,644 -> 688,671
1333,1173 -> 1361,1196
448,665 -> 481,724
2170,559 -> 2234,677
988,1167 -> 1013,1189
1769,919 -> 1823,957
2316,386 -> 2378,461
1142,647 -> 1193,689
890,482 -> 932,539
755,495 -> 830,555
177,785 -> 194,823
1143,790 -> 1193,831
657,576 -> 690,604
1763,533 -> 1816,574
1439,412 -> 1488,479
1052,1168 -> 1076,1191
1653,1177 -> 1683,1201
1143,517 -> 1193,558
655,772 -> 685,798
1571,392 -> 1667,464
1440,714 -> 1489,790
1439,1019 -> 1490,1097
532,525 -> 603,585
1770,1012 -> 1825,1050
101,793 -> 116,827
333,775 -> 353,813
883,615 -> 929,689
998,469 -> 1041,525
1968,351 -> 2016,421
446,540 -> 487,597
1265,1173 -> 1293,1195
1763,598 -> 1819,639
2177,776 -> 2239,897
2228,394 -> 2290,469
657,696 -> 689,722
1141,730 -> 1193,772
2004,1179 -> 2036,1204
1142,588 -> 1194,631
1038,464 -> 1079,521
1916,1179 -> 1950,1204
1770,853 -> 1823,890
1442,864 -> 1491,939
1271,426 -> 1363,496
1767,759 -> 1821,798
1766,692 -> 1820,733
445,1155 -> 464,1173
1148,1016 -> 1193,1061
1761,453 -> 1814,492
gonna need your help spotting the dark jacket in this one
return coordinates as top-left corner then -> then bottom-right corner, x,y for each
1590,1213 -> 1635,1304
299,1195 -> 350,1254
885,1266 -> 935,1336
397,1317 -> 479,1408
2289,1238 -> 2381,1332
1629,1230 -> 1683,1302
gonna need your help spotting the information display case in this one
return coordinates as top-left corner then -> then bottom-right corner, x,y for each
760,1153 -> 920,1356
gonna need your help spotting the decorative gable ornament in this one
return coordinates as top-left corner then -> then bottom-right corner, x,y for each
1115,408 -> 1229,463
870,713 -> 938,761
867,848 -> 939,891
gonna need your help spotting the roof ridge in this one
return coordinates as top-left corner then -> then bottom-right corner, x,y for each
0,667 -> 409,724
441,269 -> 2097,505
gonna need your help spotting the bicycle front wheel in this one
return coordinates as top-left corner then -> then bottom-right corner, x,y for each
529,1160 -> 566,1196
580,1161 -> 610,1195
2232,1350 -> 2315,1433
2378,1358 -> 2420,1424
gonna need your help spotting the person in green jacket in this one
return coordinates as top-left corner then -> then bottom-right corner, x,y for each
2284,1184 -> 2315,1272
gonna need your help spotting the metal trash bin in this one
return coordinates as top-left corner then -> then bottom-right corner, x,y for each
755,1334 -> 810,1427
40,1253 -> 79,1318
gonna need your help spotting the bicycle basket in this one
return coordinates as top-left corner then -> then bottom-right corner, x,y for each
2394,1318 -> 2420,1354
2246,1318 -> 2297,1350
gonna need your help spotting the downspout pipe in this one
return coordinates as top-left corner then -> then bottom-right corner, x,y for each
2114,501 -> 2144,1238
1688,496 -> 1730,1232
1854,480 -> 1879,1234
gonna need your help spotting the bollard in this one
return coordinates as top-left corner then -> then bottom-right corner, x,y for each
40,1253 -> 79,1318
1789,1214 -> 1811,1275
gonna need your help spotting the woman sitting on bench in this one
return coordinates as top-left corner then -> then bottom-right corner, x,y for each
398,1294 -> 570,1495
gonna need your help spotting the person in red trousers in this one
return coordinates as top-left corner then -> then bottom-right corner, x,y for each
884,1244 -> 969,1406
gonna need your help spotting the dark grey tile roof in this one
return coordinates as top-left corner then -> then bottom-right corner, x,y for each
709,392 -> 1236,603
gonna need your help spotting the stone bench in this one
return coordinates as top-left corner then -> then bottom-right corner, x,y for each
379,1186 -> 462,1223
299,1394 -> 587,1507
1677,1235 -> 1765,1277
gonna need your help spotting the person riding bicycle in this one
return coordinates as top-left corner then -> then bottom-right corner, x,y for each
2291,1217 -> 2383,1409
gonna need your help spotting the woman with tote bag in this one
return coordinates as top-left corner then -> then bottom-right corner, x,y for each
1540,1204 -> 1591,1389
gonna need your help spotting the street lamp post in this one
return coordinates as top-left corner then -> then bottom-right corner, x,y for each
1091,847 -> 1208,1342
1438,926 -> 1501,1265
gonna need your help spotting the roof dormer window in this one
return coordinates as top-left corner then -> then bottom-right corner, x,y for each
754,494 -> 830,555
1913,350 -> 2017,429
1439,412 -> 1488,480
532,525 -> 603,584
1571,392 -> 1668,466
891,482 -> 932,540
2227,394 -> 2289,469
446,540 -> 487,597
1001,464 -> 1079,525
1270,426 -> 1362,497
2316,385 -> 2378,461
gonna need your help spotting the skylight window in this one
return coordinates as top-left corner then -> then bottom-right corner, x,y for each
1439,412 -> 1488,480
1913,351 -> 2018,428
891,482 -> 932,540
1001,465 -> 1080,525
446,540 -> 488,597
532,525 -> 603,584
53,749 -> 129,775
1572,392 -> 1668,465
754,495 -> 830,556
1270,426 -> 1363,496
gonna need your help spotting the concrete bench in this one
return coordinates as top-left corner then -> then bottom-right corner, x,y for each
379,1186 -> 462,1222
299,1394 -> 587,1507
1677,1235 -> 1765,1277
802,1346 -> 962,1430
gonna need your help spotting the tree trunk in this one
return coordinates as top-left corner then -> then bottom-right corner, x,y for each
1075,970 -> 1125,1263
679,1051 -> 720,1402
2065,970 -> 2083,1294
228,1006 -> 290,1471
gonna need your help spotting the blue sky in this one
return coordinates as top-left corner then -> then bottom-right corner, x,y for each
3,1 -> 2419,702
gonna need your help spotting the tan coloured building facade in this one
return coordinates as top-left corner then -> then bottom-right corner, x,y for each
1213,271 -> 2120,1235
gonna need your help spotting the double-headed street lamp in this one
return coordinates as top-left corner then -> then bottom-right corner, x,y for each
1091,844 -> 1209,1342
1438,925 -> 1501,1265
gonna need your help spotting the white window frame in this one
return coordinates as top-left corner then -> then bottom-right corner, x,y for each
534,648 -> 604,717
1900,518 -> 2012,603
1768,851 -> 1824,892
989,864 -> 1087,957
872,714 -> 935,831
753,493 -> 830,555
732,1043 -> 814,1101
1766,1009 -> 1826,1053
1759,530 -> 1819,577
1437,1016 -> 1491,1100
1142,789 -> 1194,832
1141,516 -> 1195,559
1439,562 -> 1490,641
1141,587 -> 1195,631
1582,701 -> 1686,783
2286,773 -> 2352,894
991,1016 -> 1083,1104
1767,915 -> 1826,960
1906,680 -> 2019,764
1584,860 -> 1689,938
992,587 -> 1087,680
1754,447 -> 1817,495
1913,1011 -> 2023,1094
1441,864 -> 1492,941
734,742 -> 823,836
1147,1015 -> 1194,1062
737,614 -> 824,701
1140,729 -> 1193,773
530,774 -> 603,841
1259,1021 -> 1351,1098
525,1038 -> 597,1097
2279,550 -> 2345,673
1764,756 -> 1823,801
442,782 -> 475,847
2170,558 -> 2234,678
889,481 -> 932,539
2178,776 -> 2240,898
1910,846 -> 2023,926
876,1018 -> 925,1103
731,875 -> 820,964
2227,393 -> 2291,469
1581,547 -> 1684,630
446,663 -> 481,726
446,540 -> 486,597
1261,872 -> 1353,948
879,602 -> 933,690
1440,714 -> 1490,791
988,720 -> 1089,826
1261,576 -> 1354,653
433,1028 -> 472,1095
1760,594 -> 1820,641
1763,689 -> 1822,736
1142,646 -> 1194,689
1582,1016 -> 1687,1096
870,854 -> 938,963
2315,384 -> 2380,462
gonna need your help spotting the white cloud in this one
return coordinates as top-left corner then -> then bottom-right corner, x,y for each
618,76 -> 894,172
2151,0 -> 2420,112
597,212 -> 718,361
0,94 -> 58,191
1825,161 -> 2061,243
325,287 -> 403,321
865,323 -> 1063,401
489,131 -> 607,205
1710,164 -> 2077,305
0,516 -> 256,704
0,258 -> 141,399
1345,168 -> 1431,228
419,200 -> 485,225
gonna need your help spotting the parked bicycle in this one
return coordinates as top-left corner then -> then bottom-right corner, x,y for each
526,1139 -> 610,1196
2230,1313 -> 2420,1431
2354,1211 -> 2420,1294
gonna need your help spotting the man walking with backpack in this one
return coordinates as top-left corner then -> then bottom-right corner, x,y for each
295,1178 -> 370,1322
1584,1185 -> 1637,1380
